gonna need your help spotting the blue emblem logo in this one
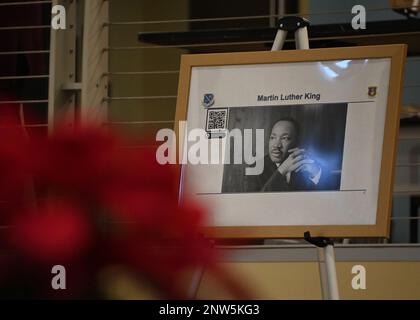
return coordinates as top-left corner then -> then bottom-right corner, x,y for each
203,93 -> 215,108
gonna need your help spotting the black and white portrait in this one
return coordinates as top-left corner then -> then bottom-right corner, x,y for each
221,103 -> 348,193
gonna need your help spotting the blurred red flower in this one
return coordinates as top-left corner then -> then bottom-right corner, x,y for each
0,123 -> 31,211
0,123 -> 247,299
32,128 -> 119,201
9,202 -> 92,264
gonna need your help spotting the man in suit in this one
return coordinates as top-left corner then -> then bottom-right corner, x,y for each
244,118 -> 338,192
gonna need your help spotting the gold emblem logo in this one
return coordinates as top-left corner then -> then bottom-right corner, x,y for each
368,86 -> 377,98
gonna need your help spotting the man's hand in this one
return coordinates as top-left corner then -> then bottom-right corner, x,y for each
296,162 -> 321,179
277,148 -> 316,176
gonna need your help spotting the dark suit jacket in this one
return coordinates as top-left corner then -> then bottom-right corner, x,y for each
244,155 -> 340,192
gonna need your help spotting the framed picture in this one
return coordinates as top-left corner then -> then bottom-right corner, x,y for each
174,44 -> 407,239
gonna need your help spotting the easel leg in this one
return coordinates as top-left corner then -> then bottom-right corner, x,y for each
187,266 -> 205,299
294,26 -> 309,50
305,232 -> 339,300
271,29 -> 287,51
317,245 -> 340,300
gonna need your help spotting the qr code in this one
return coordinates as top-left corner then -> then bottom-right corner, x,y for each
206,108 -> 228,131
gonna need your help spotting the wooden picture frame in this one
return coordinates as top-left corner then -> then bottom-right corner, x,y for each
174,44 -> 407,239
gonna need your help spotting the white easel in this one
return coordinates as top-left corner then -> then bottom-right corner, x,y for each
188,16 -> 340,300
271,16 -> 339,300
